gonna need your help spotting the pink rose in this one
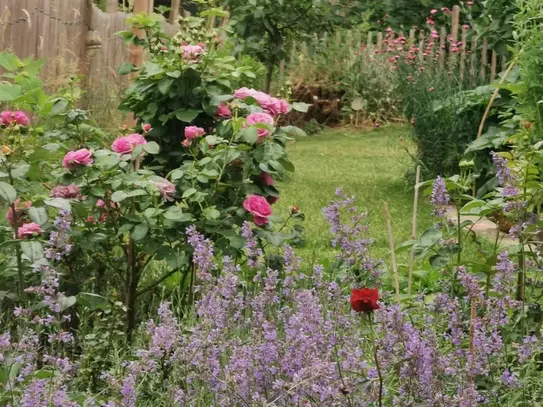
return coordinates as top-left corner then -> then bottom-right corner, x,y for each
182,139 -> 191,148
50,184 -> 81,199
62,149 -> 93,169
142,123 -> 152,133
181,45 -> 204,60
185,126 -> 205,140
152,179 -> 176,202
245,112 -> 274,138
431,30 -> 439,39
430,9 -> 437,14
0,111 -> 29,127
97,199 -> 118,209
217,103 -> 232,118
243,195 -> 272,226
17,222 -> 43,239
259,172 -> 275,186
6,199 -> 32,226
234,87 -> 255,99
111,133 -> 147,154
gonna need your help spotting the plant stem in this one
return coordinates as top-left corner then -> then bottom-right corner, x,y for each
368,314 -> 383,407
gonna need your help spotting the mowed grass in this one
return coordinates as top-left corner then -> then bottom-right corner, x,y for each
276,125 -> 435,271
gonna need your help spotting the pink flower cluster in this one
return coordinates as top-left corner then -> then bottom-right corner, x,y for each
0,111 -> 29,127
217,103 -> 231,118
152,179 -> 176,202
6,199 -> 32,226
111,133 -> 147,155
245,112 -> 274,138
181,44 -> 204,60
62,149 -> 93,170
184,126 -> 205,140
233,87 -> 289,117
50,184 -> 82,199
17,222 -> 43,239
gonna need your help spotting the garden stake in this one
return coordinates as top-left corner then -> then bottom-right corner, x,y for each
384,202 -> 401,304
408,165 -> 421,296
477,61 -> 516,138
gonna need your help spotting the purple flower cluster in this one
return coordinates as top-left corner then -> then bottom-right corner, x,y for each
430,176 -> 450,217
44,209 -> 72,261
241,221 -> 262,269
323,188 -> 382,285
186,225 -> 215,280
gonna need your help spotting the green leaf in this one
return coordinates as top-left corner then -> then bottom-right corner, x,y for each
95,154 -> 120,168
77,292 -> 109,310
164,206 -> 192,222
229,235 -> 245,249
241,127 -> 259,144
20,241 -> 43,262
0,181 -> 17,204
44,198 -> 71,211
117,223 -> 134,234
0,52 -> 20,71
210,94 -> 234,106
170,169 -> 184,181
127,189 -> 148,198
292,102 -> 310,113
59,296 -> 77,311
145,61 -> 164,76
175,109 -> 200,123
28,207 -> 48,225
117,62 -> 135,75
158,78 -> 173,95
144,141 -> 160,154
182,188 -> 197,198
111,191 -> 129,202
166,252 -> 188,269
0,84 -> 22,102
11,164 -> 30,179
204,207 -> 220,220
131,223 -> 149,241
420,228 -> 443,247
281,125 -> 306,137
430,255 -> 449,268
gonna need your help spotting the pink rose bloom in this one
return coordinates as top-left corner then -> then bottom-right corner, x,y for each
96,199 -> 106,208
50,184 -> 81,199
243,195 -> 272,226
17,222 -> 43,239
185,126 -> 205,140
142,123 -> 152,133
430,9 -> 437,14
0,111 -> 29,127
234,87 -> 255,99
97,199 -> 118,209
152,179 -> 176,202
6,199 -> 32,226
112,133 -> 147,154
259,172 -> 275,186
62,149 -> 93,169
217,103 -> 232,118
462,24 -> 470,30
182,139 -> 191,148
431,30 -> 439,39
181,44 -> 204,60
246,112 -> 274,138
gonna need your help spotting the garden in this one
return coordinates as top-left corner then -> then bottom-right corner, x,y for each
1,0 -> 543,406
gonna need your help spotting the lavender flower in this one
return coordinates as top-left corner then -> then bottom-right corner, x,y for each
430,176 -> 450,217
492,152 -> 516,185
44,210 -> 72,261
241,221 -> 262,269
186,225 -> 215,279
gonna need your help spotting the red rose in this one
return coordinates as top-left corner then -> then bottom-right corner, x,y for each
350,288 -> 380,312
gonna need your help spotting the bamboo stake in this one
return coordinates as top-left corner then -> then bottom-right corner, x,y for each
459,27 -> 467,80
490,50 -> 497,80
480,38 -> 488,82
477,61 -> 516,137
450,5 -> 460,68
408,166 -> 421,296
384,202 -> 401,304
376,32 -> 383,51
438,26 -> 447,68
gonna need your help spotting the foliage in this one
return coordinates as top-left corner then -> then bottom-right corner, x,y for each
221,0 -> 361,92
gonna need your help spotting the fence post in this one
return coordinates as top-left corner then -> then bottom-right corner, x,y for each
490,50 -> 497,80
438,26 -> 447,68
376,32 -> 383,51
459,26 -> 468,80
78,0 -> 93,76
480,38 -> 488,82
169,0 -> 180,24
450,5 -> 460,68
106,0 -> 117,12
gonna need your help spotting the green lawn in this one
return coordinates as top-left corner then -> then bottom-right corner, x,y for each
276,125 -> 435,270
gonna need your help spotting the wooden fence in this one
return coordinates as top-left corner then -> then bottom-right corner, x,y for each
284,5 -> 507,87
0,0 -> 178,89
